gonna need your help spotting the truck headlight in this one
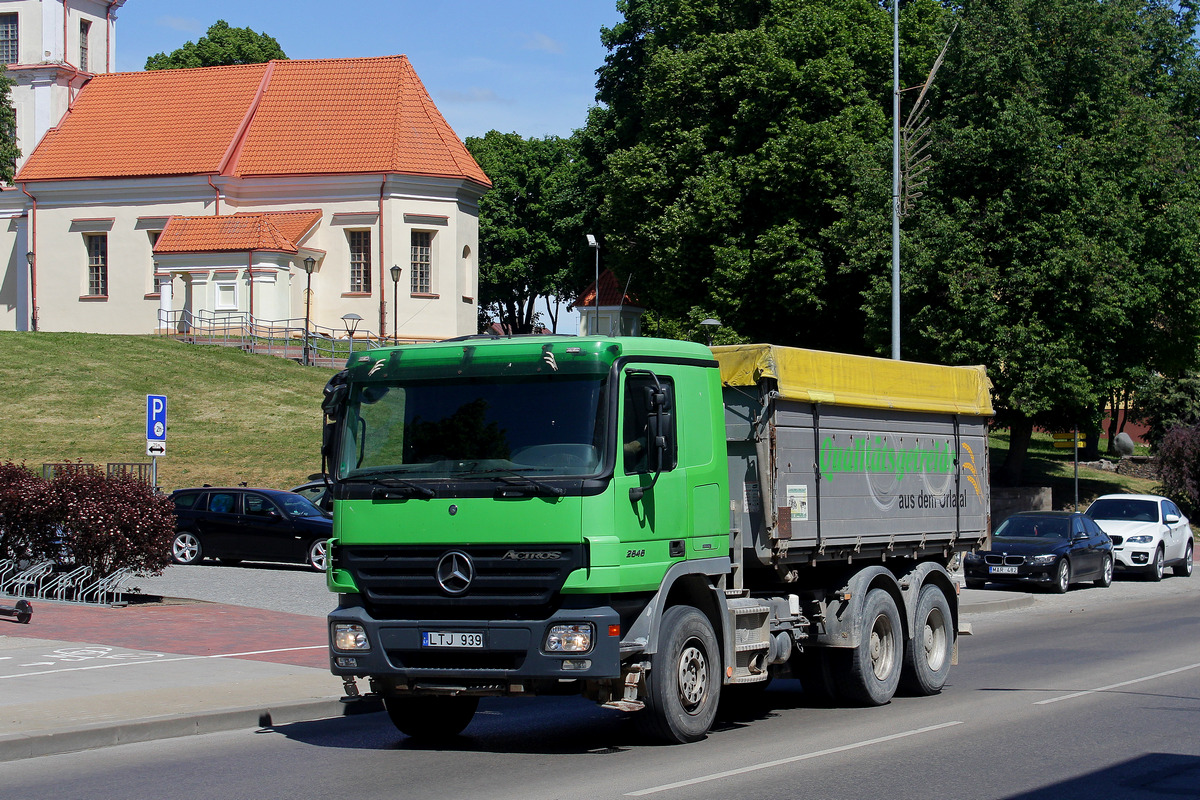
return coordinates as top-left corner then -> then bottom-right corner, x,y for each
1127,535 -> 1153,544
545,623 -> 594,653
333,623 -> 371,651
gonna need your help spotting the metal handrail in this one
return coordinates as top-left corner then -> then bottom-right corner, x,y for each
159,308 -> 385,366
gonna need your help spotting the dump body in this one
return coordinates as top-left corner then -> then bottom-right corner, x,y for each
717,344 -> 992,570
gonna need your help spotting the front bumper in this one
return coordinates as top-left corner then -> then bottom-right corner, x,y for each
1111,547 -> 1152,571
328,604 -> 623,686
964,563 -> 1057,586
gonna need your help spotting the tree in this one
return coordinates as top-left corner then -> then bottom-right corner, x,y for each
466,131 -> 596,333
901,0 -> 1200,483
0,66 -> 20,181
144,20 -> 286,70
588,0 -> 949,351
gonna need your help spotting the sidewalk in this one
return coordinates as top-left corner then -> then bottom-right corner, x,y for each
0,587 -> 1033,763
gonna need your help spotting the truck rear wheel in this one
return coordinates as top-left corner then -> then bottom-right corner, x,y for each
900,584 -> 952,696
383,695 -> 478,740
836,588 -> 902,706
638,605 -> 721,744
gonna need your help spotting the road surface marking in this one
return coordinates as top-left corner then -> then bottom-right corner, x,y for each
1034,661 -> 1200,705
625,720 -> 964,796
0,645 -> 327,679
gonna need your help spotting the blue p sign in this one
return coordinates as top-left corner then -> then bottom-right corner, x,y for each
147,395 -> 167,441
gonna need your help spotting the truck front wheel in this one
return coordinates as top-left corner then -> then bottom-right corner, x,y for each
383,695 -> 479,740
638,605 -> 721,744
836,588 -> 902,706
900,584 -> 952,696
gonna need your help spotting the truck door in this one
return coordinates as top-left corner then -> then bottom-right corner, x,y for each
613,369 -> 686,568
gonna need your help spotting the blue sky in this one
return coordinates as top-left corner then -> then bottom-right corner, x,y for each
114,1 -> 624,140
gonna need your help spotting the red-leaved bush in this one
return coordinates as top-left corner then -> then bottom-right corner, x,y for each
50,469 -> 176,576
1157,424 -> 1200,519
0,460 -> 60,561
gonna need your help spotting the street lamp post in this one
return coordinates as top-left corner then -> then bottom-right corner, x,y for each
389,264 -> 402,343
700,318 -> 721,347
586,234 -> 600,336
342,313 -> 362,360
302,256 -> 316,366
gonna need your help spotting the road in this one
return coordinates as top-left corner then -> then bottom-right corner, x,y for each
3,569 -> 1196,800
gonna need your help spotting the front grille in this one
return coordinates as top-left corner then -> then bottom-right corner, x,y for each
341,544 -> 585,615
392,651 -> 525,671
984,554 -> 1025,566
1109,535 -> 1124,546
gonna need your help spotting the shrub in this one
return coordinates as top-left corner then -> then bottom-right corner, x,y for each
1156,424 -> 1200,518
50,470 -> 176,577
0,460 -> 61,561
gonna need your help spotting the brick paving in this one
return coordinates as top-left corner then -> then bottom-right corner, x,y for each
0,599 -> 328,669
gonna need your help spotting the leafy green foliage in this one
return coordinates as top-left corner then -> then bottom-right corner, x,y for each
1133,372 -> 1200,450
899,0 -> 1200,481
0,66 -> 20,181
144,20 -> 286,70
1156,424 -> 1200,518
466,131 -> 597,333
590,0 -> 948,349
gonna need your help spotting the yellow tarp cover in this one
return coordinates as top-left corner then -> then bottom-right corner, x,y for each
713,344 -> 994,416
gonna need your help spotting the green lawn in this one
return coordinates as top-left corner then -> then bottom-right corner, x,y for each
0,332 -> 336,491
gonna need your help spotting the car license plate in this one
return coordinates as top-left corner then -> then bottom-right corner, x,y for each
989,566 -> 1018,575
422,631 -> 484,648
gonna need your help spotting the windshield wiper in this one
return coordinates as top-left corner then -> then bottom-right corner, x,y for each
344,475 -> 436,499
468,469 -> 565,497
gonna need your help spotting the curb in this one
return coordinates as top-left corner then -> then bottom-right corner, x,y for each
960,593 -> 1037,614
0,696 -> 383,763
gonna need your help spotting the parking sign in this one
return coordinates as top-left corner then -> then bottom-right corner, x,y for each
147,394 -> 167,441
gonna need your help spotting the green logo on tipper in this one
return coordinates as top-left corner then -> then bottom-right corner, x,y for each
820,436 -> 954,480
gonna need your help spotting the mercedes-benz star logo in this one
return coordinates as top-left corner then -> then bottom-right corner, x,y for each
436,551 -> 475,596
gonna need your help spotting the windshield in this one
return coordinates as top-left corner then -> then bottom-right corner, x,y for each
276,493 -> 326,518
337,374 -> 608,480
994,516 -> 1069,539
1087,498 -> 1158,522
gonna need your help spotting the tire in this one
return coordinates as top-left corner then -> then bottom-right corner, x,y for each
219,558 -> 242,566
1094,554 -> 1113,588
171,531 -> 203,565
1147,546 -> 1165,582
307,538 -> 329,571
1172,540 -> 1193,578
1052,559 -> 1070,594
383,695 -> 479,740
900,585 -> 952,696
637,605 -> 722,744
835,588 -> 902,706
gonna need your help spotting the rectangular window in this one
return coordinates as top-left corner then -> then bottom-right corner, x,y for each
86,234 -> 108,296
215,282 -> 237,310
79,20 -> 90,71
623,374 -> 677,475
411,231 -> 432,294
349,230 -> 371,293
0,14 -> 17,65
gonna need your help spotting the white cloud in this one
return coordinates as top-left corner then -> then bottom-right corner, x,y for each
521,32 -> 564,55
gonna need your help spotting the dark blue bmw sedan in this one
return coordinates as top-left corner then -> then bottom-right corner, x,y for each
963,511 -> 1114,593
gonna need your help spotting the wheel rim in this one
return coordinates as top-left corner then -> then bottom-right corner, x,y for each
869,612 -> 897,680
309,540 -> 327,570
922,606 -> 948,672
173,534 -> 198,562
676,641 -> 708,714
1103,557 -> 1113,584
1155,549 -> 1164,578
1058,561 -> 1069,591
1186,544 -> 1194,575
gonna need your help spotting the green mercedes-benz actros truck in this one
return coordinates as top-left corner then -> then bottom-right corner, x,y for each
320,335 -> 992,743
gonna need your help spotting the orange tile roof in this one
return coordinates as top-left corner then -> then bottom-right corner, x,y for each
574,269 -> 642,309
16,56 -> 490,187
154,210 -> 322,254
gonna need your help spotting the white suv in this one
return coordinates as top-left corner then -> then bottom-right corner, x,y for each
1085,494 -> 1194,581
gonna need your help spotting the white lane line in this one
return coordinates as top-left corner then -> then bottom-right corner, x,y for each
0,645 -> 327,679
1034,661 -> 1200,705
626,720 -> 964,796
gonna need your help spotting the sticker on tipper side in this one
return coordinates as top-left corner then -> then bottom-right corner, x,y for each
787,484 -> 808,521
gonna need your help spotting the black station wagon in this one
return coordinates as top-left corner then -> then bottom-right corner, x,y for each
169,487 -> 333,571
